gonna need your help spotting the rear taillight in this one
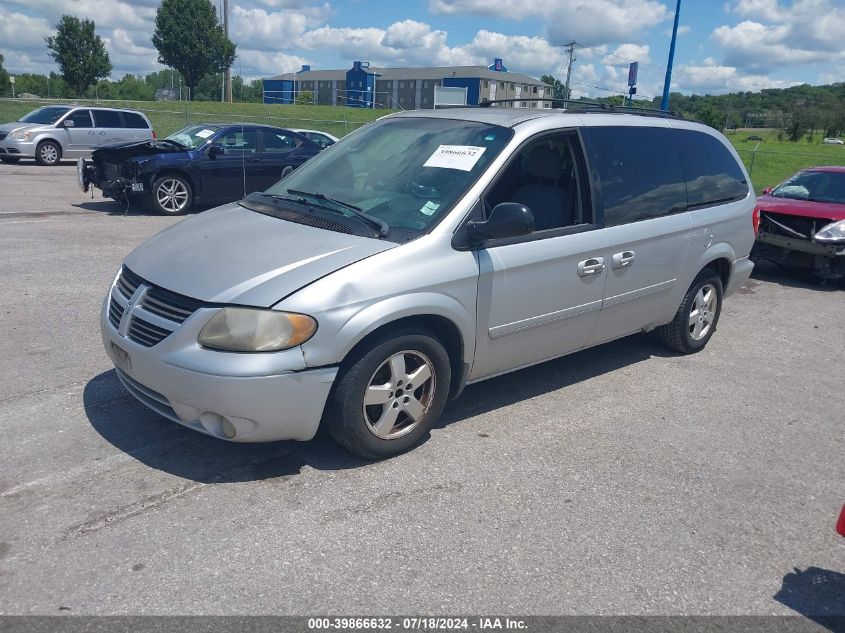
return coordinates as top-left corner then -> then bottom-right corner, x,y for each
752,207 -> 761,236
152,130 -> 157,139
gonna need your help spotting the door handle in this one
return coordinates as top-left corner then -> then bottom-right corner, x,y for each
88,131 -> 95,135
577,257 -> 605,276
98,131 -> 106,135
611,250 -> 636,269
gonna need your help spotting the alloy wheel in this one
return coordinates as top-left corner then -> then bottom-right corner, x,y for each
363,350 -> 436,440
689,283 -> 717,341
40,144 -> 59,164
156,178 -> 189,213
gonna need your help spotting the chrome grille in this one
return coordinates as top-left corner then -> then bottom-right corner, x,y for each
107,267 -> 204,347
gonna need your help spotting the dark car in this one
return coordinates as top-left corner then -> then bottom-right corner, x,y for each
745,135 -> 765,142
752,166 -> 845,279
79,123 -> 322,215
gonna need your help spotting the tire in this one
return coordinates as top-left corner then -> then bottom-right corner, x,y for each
325,329 -> 452,459
150,174 -> 193,215
35,140 -> 61,166
0,156 -> 20,164
657,269 -> 724,354
280,166 -> 293,180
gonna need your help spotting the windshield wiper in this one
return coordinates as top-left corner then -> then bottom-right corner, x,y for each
287,188 -> 389,237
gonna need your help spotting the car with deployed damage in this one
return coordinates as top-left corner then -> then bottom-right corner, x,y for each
101,103 -> 756,459
0,104 -> 154,166
752,166 -> 845,280
79,123 -> 321,215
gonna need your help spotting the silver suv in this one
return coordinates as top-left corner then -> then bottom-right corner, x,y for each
101,105 -> 756,459
0,105 -> 154,165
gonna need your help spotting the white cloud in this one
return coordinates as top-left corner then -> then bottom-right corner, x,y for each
429,0 -> 670,46
231,5 -> 326,49
714,1 -> 845,71
674,59 -> 802,93
602,43 -> 651,66
663,25 -> 691,37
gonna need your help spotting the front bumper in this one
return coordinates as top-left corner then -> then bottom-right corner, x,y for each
753,231 -> 845,279
100,297 -> 337,443
0,138 -> 36,158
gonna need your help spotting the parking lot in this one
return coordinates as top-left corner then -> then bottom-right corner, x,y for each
0,161 -> 843,616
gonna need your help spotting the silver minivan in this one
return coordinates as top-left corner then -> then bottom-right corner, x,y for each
0,105 -> 154,165
101,106 -> 756,458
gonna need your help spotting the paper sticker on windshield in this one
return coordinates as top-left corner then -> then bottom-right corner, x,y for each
195,129 -> 215,139
420,201 -> 440,216
423,145 -> 486,171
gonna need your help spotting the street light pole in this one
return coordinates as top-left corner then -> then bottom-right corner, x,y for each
660,0 -> 682,112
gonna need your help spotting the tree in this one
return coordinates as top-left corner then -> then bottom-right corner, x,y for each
697,104 -> 724,131
152,0 -> 236,100
540,74 -> 567,107
45,15 -> 112,96
0,54 -> 10,96
295,90 -> 314,105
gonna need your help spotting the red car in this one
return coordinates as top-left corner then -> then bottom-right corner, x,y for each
838,504 -> 845,537
752,166 -> 845,280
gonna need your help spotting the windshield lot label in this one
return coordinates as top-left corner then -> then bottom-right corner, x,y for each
195,129 -> 215,139
424,145 -> 486,171
420,201 -> 440,216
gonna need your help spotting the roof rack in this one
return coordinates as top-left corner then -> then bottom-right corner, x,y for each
477,97 -> 684,120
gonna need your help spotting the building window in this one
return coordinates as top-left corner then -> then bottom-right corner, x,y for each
510,83 -> 515,90
423,81 -> 428,88
483,80 -> 489,88
533,86 -> 538,94
399,81 -> 404,89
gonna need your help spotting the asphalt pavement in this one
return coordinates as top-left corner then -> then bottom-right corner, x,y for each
0,162 -> 843,616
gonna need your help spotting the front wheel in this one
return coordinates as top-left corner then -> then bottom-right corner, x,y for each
35,140 -> 61,166
657,269 -> 723,354
325,331 -> 452,459
150,174 -> 193,215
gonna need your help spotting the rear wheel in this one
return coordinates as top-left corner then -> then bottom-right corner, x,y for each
35,140 -> 61,166
150,174 -> 193,215
657,270 -> 723,354
326,330 -> 451,459
0,156 -> 20,164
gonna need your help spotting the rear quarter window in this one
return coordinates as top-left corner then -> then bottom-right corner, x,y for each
92,110 -> 123,127
584,126 -> 687,227
122,112 -> 150,129
672,128 -> 748,207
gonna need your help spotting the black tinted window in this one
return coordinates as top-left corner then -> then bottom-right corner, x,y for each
65,109 -> 92,128
92,109 -> 122,127
584,126 -> 686,226
263,132 -> 300,151
122,112 -> 149,129
673,129 -> 748,207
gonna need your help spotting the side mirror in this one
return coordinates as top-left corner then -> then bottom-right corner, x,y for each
208,144 -> 224,158
762,187 -> 773,195
467,202 -> 534,243
63,119 -> 75,128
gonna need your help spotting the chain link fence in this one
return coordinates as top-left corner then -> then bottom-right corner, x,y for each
0,97 -> 379,139
735,145 -> 845,191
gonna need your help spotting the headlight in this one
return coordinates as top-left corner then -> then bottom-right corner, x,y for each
198,307 -> 317,352
9,128 -> 31,141
814,219 -> 845,243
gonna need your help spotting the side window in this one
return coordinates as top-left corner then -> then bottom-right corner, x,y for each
584,126 -> 686,226
673,129 -> 749,207
486,132 -> 592,232
92,109 -> 123,128
65,109 -> 92,128
219,129 -> 258,153
122,112 -> 150,129
263,131 -> 300,152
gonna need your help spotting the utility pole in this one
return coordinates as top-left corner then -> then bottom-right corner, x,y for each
563,41 -> 576,104
223,0 -> 232,102
661,0 -> 682,111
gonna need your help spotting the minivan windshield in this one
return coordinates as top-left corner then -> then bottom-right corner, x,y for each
19,106 -> 71,125
166,125 -> 222,150
263,116 -> 513,234
772,170 -> 845,204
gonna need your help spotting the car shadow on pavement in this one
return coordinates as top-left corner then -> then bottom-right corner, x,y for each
83,369 -> 370,484
751,260 -> 844,292
436,332 -> 671,430
71,200 -> 204,217
774,566 -> 845,631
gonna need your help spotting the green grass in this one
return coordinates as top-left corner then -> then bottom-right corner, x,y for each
0,98 -> 392,139
726,128 -> 845,193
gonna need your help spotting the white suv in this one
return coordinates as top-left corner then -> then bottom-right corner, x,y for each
0,105 -> 154,165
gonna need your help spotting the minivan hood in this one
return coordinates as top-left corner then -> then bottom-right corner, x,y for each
124,203 -> 395,306
0,122 -> 40,133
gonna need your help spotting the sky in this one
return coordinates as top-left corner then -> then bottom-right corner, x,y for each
1,0 -> 843,99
